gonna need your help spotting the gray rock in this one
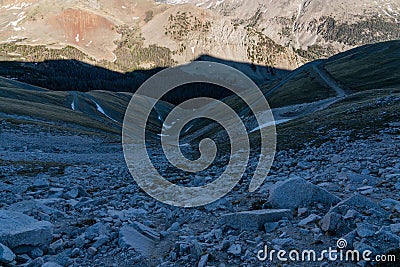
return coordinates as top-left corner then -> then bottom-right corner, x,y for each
84,222 -> 108,241
268,177 -> 340,210
7,200 -> 65,219
64,188 -> 79,199
345,172 -> 377,186
390,223 -> 400,234
26,257 -> 44,267
331,155 -> 342,164
87,246 -> 97,256
0,242 -> 15,264
353,242 -> 378,255
357,186 -> 373,191
380,198 -> 400,213
356,223 -> 376,238
49,239 -> 64,254
33,178 -> 49,188
63,186 -> 90,199
123,208 -> 148,218
341,230 -> 357,249
298,214 -> 321,226
320,212 -> 343,232
42,262 -> 63,267
221,209 -> 292,230
360,188 -> 374,195
198,253 -> 209,267
272,237 -> 294,247
168,222 -> 180,232
189,240 -> 202,260
92,235 -> 109,249
372,230 -> 400,254
44,251 -> 74,267
119,225 -> 159,257
73,235 -> 86,248
77,186 -> 90,197
297,207 -> 308,217
28,247 -> 43,259
0,211 -> 53,249
15,254 -> 31,264
264,222 -> 279,233
343,209 -> 359,220
70,248 -> 80,258
394,182 -> 400,190
329,194 -> 388,217
227,244 -> 241,256
132,222 -> 160,241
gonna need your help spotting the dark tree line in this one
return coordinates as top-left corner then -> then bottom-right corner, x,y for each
0,59 -> 234,104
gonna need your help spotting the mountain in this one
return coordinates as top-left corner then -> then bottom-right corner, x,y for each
0,3 -> 399,265
1,0 -> 399,82
1,40 -> 398,140
159,0 -> 400,51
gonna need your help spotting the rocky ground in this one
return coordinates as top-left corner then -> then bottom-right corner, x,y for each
0,116 -> 399,267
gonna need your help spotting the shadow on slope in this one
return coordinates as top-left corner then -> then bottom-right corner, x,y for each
0,55 -> 289,105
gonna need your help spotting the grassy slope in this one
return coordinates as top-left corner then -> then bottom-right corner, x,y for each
1,40 -> 399,148
0,77 -> 176,138
323,40 -> 400,92
266,67 -> 336,108
260,40 -> 400,108
274,88 -> 400,150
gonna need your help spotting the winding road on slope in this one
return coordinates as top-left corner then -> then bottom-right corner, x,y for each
311,63 -> 346,97
265,59 -> 346,98
268,60 -> 348,122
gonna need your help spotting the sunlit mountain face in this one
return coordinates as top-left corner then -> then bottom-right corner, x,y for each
1,0 -> 399,77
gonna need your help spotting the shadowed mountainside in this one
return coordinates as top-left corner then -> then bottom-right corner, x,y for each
0,40 -> 399,144
0,55 -> 289,104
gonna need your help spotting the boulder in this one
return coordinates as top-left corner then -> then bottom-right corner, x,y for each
119,224 -> 159,257
32,178 -> 49,188
330,194 -> 388,217
343,172 -> 378,186
298,214 -> 321,226
227,244 -> 241,256
356,223 -> 377,238
26,257 -> 44,267
221,209 -> 292,230
268,177 -> 340,210
390,223 -> 400,234
320,212 -> 343,232
0,211 -> 53,249
0,242 -> 15,264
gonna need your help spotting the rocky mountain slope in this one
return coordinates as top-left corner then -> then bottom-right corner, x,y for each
159,0 -> 400,52
1,0 -> 399,82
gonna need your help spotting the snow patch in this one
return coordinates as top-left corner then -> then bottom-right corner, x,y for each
92,99 -> 118,122
183,125 -> 193,133
250,119 -> 291,133
1,2 -> 32,10
7,12 -> 26,28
